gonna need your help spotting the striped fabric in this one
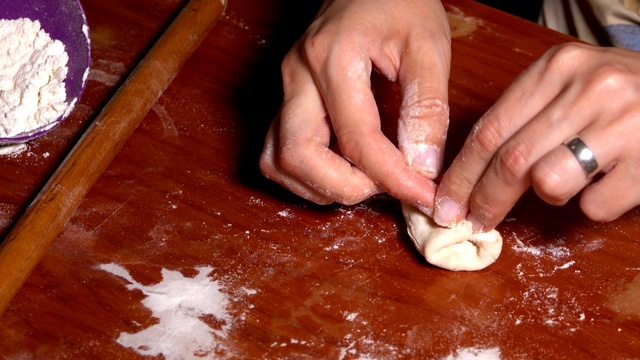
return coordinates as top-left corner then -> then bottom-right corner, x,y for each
539,0 -> 640,50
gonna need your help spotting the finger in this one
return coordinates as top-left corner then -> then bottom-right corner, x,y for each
433,52 -> 569,227
580,160 -> 640,222
396,31 -> 451,179
578,111 -> 640,220
277,104 -> 383,205
463,80 -> 616,231
260,117 -> 334,204
261,51 -> 382,205
529,138 -> 591,206
433,43 -> 609,227
464,63 -> 632,231
317,45 -> 438,210
530,124 -> 620,206
438,43 -> 640,228
469,50 -> 640,229
531,111 -> 637,219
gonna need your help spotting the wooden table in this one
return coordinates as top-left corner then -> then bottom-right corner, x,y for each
1,0 -> 639,358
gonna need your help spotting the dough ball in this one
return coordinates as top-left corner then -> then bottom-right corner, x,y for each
402,204 -> 502,271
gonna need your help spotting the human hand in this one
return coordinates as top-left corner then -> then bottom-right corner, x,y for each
259,0 -> 451,214
434,43 -> 640,231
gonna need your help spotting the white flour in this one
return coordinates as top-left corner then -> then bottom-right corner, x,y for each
0,18 -> 69,138
0,143 -> 27,156
99,264 -> 232,359
443,347 -> 501,360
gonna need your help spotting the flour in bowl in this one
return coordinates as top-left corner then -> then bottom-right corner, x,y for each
0,18 -> 69,138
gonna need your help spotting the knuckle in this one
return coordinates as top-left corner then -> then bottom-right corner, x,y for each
531,170 -> 571,205
579,187 -> 621,222
398,96 -> 449,143
493,141 -> 531,184
580,202 -> 616,222
401,96 -> 449,120
259,132 -> 279,179
544,42 -> 590,71
280,51 -> 295,71
543,43 -> 630,95
336,131 -> 367,164
258,152 -> 275,178
468,192 -> 496,225
301,29 -> 354,71
470,114 -> 506,159
338,192 -> 368,206
278,145 -> 302,176
280,51 -> 299,87
318,168 -> 376,206
584,64 -> 629,94
536,187 -> 569,206
440,165 -> 477,197
301,34 -> 325,70
302,27 -> 368,76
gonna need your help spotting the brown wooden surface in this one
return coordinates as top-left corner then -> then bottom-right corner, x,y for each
1,0 -> 639,359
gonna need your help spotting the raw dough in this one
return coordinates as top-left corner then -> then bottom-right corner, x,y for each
402,204 -> 502,271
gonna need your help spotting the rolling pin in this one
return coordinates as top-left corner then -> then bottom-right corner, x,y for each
0,0 -> 227,314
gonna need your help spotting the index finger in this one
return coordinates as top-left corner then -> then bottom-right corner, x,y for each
434,51 -> 568,228
318,49 -> 438,211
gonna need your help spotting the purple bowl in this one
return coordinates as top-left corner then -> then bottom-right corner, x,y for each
0,0 -> 91,144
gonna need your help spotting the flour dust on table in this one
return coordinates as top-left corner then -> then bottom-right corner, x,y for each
443,346 -> 502,360
99,264 -> 233,360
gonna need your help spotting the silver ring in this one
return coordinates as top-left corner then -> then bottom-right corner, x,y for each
565,137 -> 598,176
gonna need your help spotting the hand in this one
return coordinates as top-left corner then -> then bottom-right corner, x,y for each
434,43 -> 640,231
260,0 -> 451,213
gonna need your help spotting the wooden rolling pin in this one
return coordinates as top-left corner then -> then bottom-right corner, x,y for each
0,0 -> 226,314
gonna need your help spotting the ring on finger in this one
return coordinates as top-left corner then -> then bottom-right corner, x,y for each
565,136 -> 598,177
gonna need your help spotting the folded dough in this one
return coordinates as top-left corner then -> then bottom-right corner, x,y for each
402,204 -> 502,271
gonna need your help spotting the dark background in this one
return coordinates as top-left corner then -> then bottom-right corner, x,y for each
478,0 -> 545,22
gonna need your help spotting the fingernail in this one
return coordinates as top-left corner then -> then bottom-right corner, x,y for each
434,198 -> 461,227
407,144 -> 440,178
467,212 -> 485,233
415,204 -> 433,218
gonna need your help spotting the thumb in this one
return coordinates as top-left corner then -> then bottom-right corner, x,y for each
397,40 -> 451,180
